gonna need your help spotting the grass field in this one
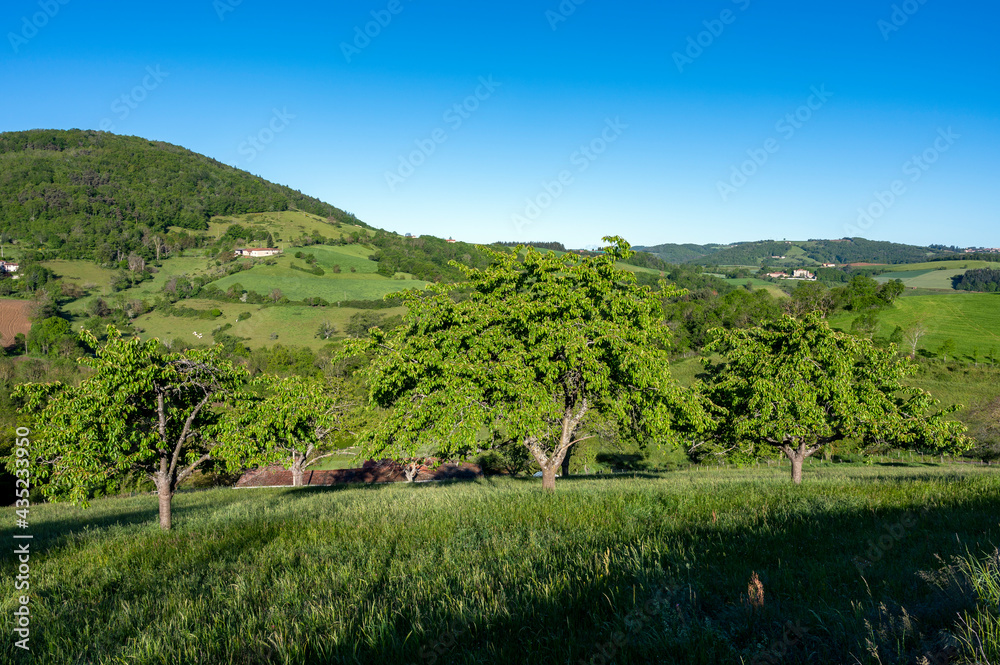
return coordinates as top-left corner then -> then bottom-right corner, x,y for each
721,277 -> 789,298
132,299 -> 407,349
200,210 -> 373,246
210,246 -> 429,302
3,466 -> 999,664
874,268 -> 967,291
878,260 -> 996,273
829,293 -> 1000,361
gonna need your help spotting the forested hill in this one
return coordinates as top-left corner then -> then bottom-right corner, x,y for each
0,129 -> 363,252
632,242 -> 724,263
639,238 -> 947,266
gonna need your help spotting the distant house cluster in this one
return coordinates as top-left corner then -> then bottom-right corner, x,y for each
965,247 -> 1000,253
766,269 -> 816,281
0,261 -> 20,274
234,248 -> 281,258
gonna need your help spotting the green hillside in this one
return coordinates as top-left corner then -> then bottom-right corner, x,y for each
0,129 -> 364,257
828,293 -> 1000,360
677,238 -> 945,267
632,242 -> 724,263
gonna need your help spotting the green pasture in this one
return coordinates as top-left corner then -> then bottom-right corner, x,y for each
829,293 -> 1000,361
3,466 -> 999,664
132,299 -> 407,349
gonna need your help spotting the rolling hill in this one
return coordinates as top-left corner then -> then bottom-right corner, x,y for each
637,238 -> 949,267
0,128 -> 364,257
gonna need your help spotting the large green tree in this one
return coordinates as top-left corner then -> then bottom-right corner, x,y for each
12,328 -> 254,529
219,375 -> 356,486
348,237 -> 707,491
702,313 -> 969,484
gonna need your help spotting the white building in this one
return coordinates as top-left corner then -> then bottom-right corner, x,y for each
0,261 -> 19,273
235,248 -> 281,258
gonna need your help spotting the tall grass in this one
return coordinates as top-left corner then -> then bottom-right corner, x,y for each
3,465 -> 1000,664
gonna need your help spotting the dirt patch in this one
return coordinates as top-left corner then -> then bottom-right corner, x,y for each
0,299 -> 31,347
235,459 -> 483,488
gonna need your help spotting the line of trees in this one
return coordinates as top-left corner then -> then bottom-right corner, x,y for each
7,238 -> 970,530
953,268 -> 1000,292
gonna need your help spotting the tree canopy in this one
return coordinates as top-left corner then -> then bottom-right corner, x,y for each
218,375 -> 356,486
348,237 -> 708,490
12,327 -> 255,528
702,313 -> 969,483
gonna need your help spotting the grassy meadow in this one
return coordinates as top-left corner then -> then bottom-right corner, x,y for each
3,466 -> 999,664
131,299 -> 407,349
829,293 -> 1000,361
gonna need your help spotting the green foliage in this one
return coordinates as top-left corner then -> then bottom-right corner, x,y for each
953,268 -> 1000,292
0,129 -> 362,259
348,237 -> 708,489
9,327 -> 256,528
217,375 -> 356,484
26,316 -> 77,356
702,314 -> 969,481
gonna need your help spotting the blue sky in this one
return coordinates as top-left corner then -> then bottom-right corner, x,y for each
2,0 -> 998,248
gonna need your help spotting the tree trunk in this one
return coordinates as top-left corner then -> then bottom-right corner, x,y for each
561,444 -> 572,478
790,452 -> 804,485
541,465 -> 558,492
781,442 -> 816,485
291,464 -> 305,487
157,479 -> 173,530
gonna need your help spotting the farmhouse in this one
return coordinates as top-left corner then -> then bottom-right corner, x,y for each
766,272 -> 788,279
446,237 -> 457,243
234,248 -> 281,258
0,261 -> 19,273
792,269 -> 816,280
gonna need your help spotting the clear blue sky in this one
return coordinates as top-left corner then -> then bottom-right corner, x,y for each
2,0 -> 997,248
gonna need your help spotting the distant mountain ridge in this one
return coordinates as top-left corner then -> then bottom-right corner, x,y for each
635,238 -> 949,266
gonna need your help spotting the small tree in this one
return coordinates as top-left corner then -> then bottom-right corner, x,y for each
220,375 -> 356,486
902,322 -> 928,359
316,321 -> 337,340
703,314 -> 968,484
347,237 -> 707,491
12,328 -> 255,529
940,338 -> 957,363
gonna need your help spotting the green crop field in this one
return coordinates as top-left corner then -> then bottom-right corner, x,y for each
829,293 -> 1000,361
4,466 -> 999,664
875,268 -> 966,291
